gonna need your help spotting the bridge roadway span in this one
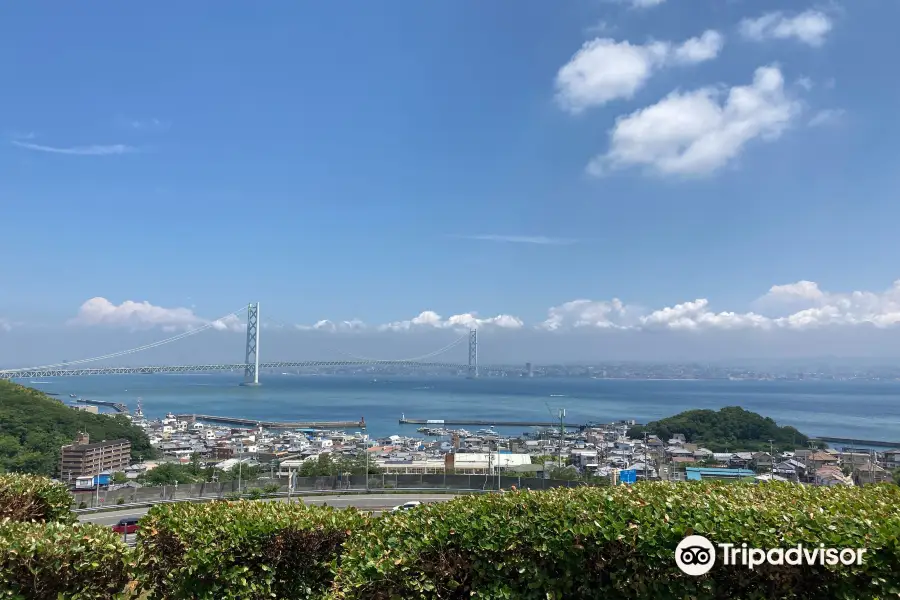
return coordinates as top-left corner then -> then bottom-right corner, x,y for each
179,414 -> 366,430
0,360 -> 470,379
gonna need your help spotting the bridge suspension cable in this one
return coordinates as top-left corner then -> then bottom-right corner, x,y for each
0,304 -> 250,373
333,332 -> 469,363
263,314 -> 470,363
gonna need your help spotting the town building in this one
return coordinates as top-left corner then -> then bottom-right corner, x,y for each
59,433 -> 131,483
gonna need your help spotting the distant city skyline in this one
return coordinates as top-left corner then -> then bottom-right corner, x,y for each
2,2 -> 899,363
6,278 -> 900,366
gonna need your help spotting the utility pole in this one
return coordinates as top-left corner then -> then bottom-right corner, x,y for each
643,431 -> 648,481
365,435 -> 369,492
237,440 -> 243,496
497,439 -> 502,491
558,408 -> 566,470
769,439 -> 774,481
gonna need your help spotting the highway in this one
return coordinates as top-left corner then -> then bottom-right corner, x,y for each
78,493 -> 459,528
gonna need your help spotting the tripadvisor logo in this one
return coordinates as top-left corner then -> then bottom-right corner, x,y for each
675,535 -> 866,576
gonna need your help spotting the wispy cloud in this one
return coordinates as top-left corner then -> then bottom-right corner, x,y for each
11,141 -> 137,156
808,108 -> 845,127
123,117 -> 170,131
456,234 -> 579,245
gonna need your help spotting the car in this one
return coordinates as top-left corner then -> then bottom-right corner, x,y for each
112,517 -> 140,535
391,501 -> 422,512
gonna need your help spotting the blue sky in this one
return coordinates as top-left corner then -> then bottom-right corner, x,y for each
2,0 -> 900,364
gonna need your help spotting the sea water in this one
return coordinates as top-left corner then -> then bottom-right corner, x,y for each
25,374 -> 900,444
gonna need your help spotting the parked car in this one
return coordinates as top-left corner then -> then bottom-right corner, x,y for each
112,517 -> 140,534
391,501 -> 422,512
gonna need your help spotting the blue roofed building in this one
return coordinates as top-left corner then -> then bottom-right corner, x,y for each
685,467 -> 755,481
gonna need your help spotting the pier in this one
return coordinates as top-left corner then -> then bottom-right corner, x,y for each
399,418 -> 582,429
77,398 -> 129,413
813,436 -> 900,449
177,414 -> 366,430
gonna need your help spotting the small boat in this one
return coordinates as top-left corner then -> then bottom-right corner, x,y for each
69,394 -> 77,398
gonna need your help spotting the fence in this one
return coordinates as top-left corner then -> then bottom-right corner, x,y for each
71,474 -> 593,509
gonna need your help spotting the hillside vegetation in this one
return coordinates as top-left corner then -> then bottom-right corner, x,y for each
627,406 -> 812,452
0,380 -> 154,476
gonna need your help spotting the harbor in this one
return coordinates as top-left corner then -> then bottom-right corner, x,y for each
813,436 -> 900,449
176,413 -> 366,430
399,417 -> 582,429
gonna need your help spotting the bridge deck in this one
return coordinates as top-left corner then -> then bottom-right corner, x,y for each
0,360 -> 471,379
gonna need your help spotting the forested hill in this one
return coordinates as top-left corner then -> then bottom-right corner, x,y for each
627,406 -> 812,452
0,380 -> 154,476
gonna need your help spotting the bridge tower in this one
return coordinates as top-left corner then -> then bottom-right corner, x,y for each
242,302 -> 261,386
467,328 -> 478,379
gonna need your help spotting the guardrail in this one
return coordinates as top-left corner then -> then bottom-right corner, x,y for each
72,488 -> 486,515
71,474 -> 586,511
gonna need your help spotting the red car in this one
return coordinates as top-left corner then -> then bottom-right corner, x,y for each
112,517 -> 139,534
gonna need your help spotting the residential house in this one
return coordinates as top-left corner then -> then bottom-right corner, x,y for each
806,451 -> 840,471
840,452 -> 876,471
751,452 -> 774,472
629,461 -> 658,479
882,450 -> 900,470
728,453 -> 754,469
693,448 -> 714,461
853,462 -> 893,485
814,465 -> 853,487
773,459 -> 807,482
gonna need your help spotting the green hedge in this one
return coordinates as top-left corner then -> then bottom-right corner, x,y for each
0,521 -> 133,599
0,473 -> 74,523
331,483 -> 900,599
136,500 -> 368,599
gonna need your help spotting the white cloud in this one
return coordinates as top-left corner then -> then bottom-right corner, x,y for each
129,118 -> 169,131
739,10 -> 833,47
69,280 -> 900,339
210,314 -> 245,333
554,30 -> 723,114
591,65 -> 801,176
629,0 -> 665,7
457,235 -> 578,245
672,30 -> 724,64
795,77 -> 814,91
69,297 -> 243,332
0,319 -> 11,332
540,299 -> 638,331
808,108 -> 845,127
11,141 -> 137,156
378,311 -> 524,332
296,319 -> 366,332
539,280 -> 900,332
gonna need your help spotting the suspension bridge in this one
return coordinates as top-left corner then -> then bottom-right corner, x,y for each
0,303 -> 482,384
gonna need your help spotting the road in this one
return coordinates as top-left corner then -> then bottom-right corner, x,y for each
78,493 -> 458,528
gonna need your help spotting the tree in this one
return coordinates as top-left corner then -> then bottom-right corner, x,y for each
633,406 -> 815,452
0,380 -> 157,477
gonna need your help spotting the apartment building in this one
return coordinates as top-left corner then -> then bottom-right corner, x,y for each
59,433 -> 131,483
